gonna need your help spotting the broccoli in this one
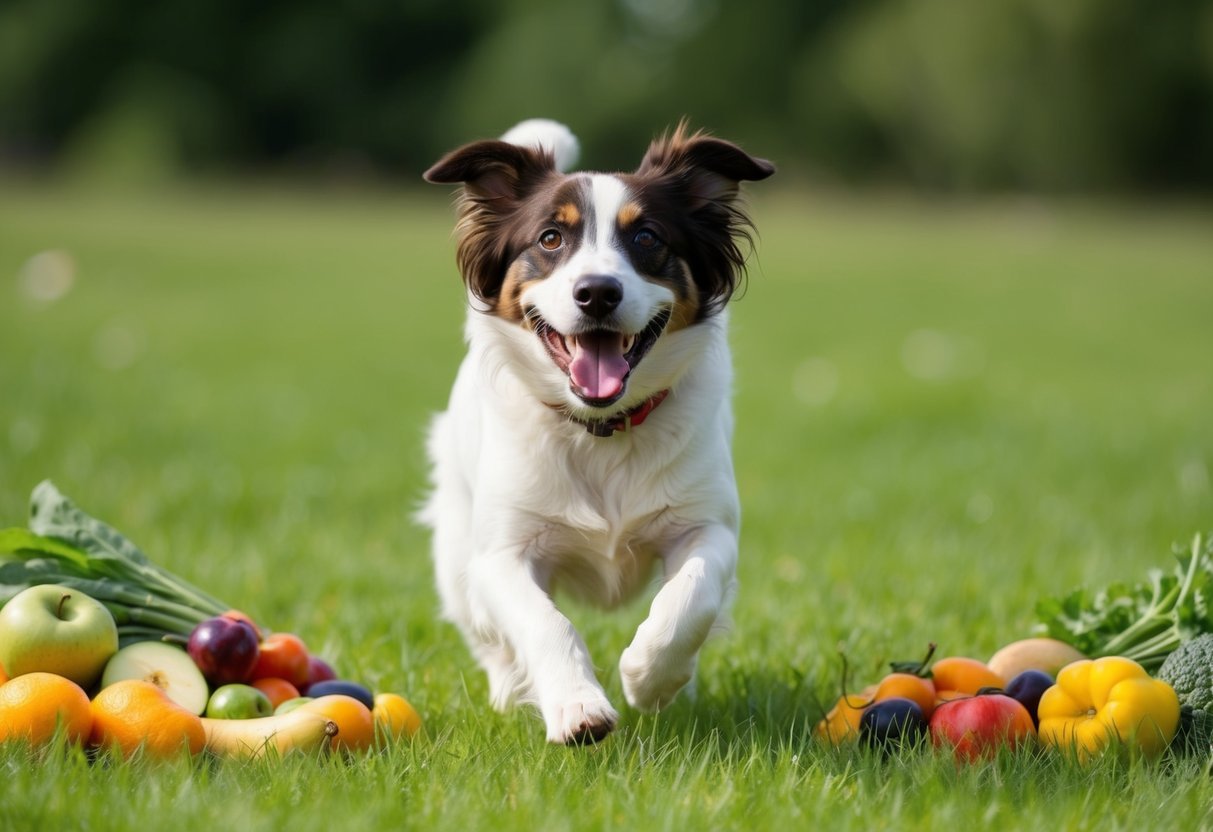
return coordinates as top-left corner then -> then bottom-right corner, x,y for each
1158,634 -> 1213,753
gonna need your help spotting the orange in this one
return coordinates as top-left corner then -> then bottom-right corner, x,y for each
0,661 -> 9,685
814,686 -> 875,745
931,656 -> 1006,702
301,694 -> 375,753
372,693 -> 422,744
252,677 -> 301,710
0,672 -> 92,746
872,672 -> 937,718
90,679 -> 205,759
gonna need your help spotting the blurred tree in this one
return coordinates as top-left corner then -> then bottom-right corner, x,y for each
0,0 -> 497,178
793,0 -> 1213,190
0,0 -> 1209,191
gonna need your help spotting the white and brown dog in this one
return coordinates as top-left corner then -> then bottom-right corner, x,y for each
421,120 -> 773,744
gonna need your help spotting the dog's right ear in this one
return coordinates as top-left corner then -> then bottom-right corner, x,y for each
424,141 -> 557,304
424,140 -> 555,201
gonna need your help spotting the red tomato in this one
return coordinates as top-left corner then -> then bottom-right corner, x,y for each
251,677 -> 302,709
929,693 -> 1037,761
249,632 -> 310,688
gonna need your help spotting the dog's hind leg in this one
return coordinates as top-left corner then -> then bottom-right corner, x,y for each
619,523 -> 738,712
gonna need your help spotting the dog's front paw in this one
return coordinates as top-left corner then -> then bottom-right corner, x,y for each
542,692 -> 619,745
619,645 -> 695,713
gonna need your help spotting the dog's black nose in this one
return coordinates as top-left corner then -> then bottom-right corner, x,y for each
573,275 -> 623,319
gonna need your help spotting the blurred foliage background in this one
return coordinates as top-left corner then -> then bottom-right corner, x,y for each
2,0 -> 1211,191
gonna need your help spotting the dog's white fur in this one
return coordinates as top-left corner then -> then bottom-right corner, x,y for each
499,118 -> 580,173
421,121 -> 766,743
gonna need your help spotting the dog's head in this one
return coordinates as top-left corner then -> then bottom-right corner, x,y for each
425,121 -> 773,428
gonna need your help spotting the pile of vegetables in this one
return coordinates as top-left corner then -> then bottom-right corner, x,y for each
815,643 -> 1184,762
814,530 -> 1213,762
0,481 -> 231,644
0,481 -> 423,760
1035,532 -> 1213,672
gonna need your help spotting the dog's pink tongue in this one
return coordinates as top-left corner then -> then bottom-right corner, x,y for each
569,332 -> 629,400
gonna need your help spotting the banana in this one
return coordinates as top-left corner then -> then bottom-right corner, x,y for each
201,709 -> 338,760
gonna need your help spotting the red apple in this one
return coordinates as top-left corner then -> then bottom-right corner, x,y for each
929,693 -> 1036,761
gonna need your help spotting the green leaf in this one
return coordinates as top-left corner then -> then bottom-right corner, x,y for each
28,479 -> 151,567
24,480 -> 229,616
1035,530 -> 1213,665
0,527 -> 92,567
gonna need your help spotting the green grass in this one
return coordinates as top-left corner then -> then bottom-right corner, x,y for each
1,181 -> 1212,830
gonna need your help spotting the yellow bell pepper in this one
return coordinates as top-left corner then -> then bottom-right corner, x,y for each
1037,656 -> 1180,762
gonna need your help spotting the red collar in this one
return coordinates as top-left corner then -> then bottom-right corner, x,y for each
550,389 -> 671,437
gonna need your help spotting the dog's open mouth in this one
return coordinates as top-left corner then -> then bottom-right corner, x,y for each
531,309 -> 671,406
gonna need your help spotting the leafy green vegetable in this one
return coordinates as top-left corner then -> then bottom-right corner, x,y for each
1,480 -> 233,645
1035,532 -> 1213,672
1157,633 -> 1213,713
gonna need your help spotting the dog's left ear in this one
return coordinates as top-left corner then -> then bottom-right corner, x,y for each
636,125 -> 774,314
636,125 -> 775,210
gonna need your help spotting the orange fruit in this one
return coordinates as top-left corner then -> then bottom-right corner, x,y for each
0,672 -> 92,746
301,694 -> 375,753
0,661 -> 9,685
872,672 -> 937,718
252,677 -> 301,710
814,688 -> 873,745
90,679 -> 205,759
372,693 -> 422,744
931,656 -> 1006,702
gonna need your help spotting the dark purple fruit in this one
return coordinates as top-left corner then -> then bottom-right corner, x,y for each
187,615 -> 261,685
305,679 -> 375,710
859,697 -> 928,751
1004,669 -> 1054,728
303,655 -> 337,692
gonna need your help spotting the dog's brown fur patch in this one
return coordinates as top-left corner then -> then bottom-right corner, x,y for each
555,202 -> 581,227
616,202 -> 643,229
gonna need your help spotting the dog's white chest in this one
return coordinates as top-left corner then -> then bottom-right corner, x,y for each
506,439 -> 685,605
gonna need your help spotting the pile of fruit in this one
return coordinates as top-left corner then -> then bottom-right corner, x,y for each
0,587 -> 420,759
817,533 -> 1213,764
0,482 -> 420,761
815,638 -> 1184,763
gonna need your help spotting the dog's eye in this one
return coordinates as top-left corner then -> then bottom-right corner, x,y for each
633,229 -> 661,249
539,229 -> 563,251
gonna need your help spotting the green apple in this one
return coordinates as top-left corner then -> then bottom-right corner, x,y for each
0,584 -> 119,688
100,640 -> 210,714
207,684 -> 273,719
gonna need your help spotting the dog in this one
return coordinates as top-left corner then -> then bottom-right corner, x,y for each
421,119 -> 773,744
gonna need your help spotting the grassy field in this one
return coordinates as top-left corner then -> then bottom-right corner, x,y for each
1,181 -> 1211,830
